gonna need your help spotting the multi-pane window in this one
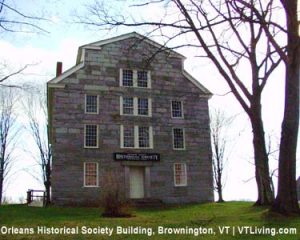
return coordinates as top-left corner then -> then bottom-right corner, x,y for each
84,124 -> 98,148
121,125 -> 153,149
85,95 -> 98,114
84,162 -> 98,187
120,97 -> 151,116
174,163 -> 187,186
171,100 -> 183,118
123,97 -> 134,115
120,69 -> 151,88
123,126 -> 135,148
122,69 -> 133,86
173,128 -> 185,150
138,98 -> 148,116
138,127 -> 149,148
137,71 -> 148,88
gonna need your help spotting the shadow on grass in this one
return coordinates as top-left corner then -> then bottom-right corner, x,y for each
262,210 -> 300,224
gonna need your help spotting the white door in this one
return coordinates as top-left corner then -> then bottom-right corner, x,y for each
129,167 -> 145,199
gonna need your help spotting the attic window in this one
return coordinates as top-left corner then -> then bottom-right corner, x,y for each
120,69 -> 151,88
137,71 -> 148,88
122,69 -> 133,86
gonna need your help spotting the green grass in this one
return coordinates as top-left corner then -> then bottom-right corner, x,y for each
0,202 -> 299,239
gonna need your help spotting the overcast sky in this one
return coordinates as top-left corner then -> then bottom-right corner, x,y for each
0,0 -> 299,203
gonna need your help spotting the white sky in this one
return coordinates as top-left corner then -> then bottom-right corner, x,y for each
0,0 -> 299,203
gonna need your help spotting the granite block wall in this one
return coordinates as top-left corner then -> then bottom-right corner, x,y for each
49,36 -> 214,206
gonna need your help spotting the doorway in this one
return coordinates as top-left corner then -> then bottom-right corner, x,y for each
129,167 -> 145,199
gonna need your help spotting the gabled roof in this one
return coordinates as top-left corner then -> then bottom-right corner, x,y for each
48,32 -> 212,96
76,32 -> 186,64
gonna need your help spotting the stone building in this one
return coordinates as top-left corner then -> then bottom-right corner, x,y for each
47,32 -> 214,206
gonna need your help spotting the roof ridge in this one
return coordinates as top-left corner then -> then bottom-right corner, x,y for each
76,32 -> 185,64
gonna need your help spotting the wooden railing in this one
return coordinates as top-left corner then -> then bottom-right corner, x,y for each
27,190 -> 46,207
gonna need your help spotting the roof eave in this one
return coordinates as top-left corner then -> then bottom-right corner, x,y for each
182,70 -> 212,96
48,62 -> 85,85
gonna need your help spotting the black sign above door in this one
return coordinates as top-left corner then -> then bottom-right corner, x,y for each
114,153 -> 160,161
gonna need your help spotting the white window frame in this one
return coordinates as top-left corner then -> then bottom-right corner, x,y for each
120,68 -> 134,87
84,124 -> 99,148
173,163 -> 187,187
172,128 -> 186,150
138,126 -> 150,148
85,94 -> 99,114
83,162 -> 99,187
137,70 -> 151,88
119,69 -> 151,88
171,100 -> 184,119
138,98 -> 149,116
120,96 -> 152,117
120,125 -> 135,148
120,96 -> 134,115
120,125 -> 153,149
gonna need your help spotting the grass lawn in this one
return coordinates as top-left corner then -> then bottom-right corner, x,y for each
0,202 -> 299,239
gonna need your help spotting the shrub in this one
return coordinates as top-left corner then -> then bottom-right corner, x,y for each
100,171 -> 132,217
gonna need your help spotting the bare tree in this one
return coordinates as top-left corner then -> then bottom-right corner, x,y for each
0,62 -> 38,89
271,0 -> 299,214
78,0 -> 285,206
0,1 -> 50,89
0,88 -> 17,205
210,109 -> 235,203
226,0 -> 299,215
0,0 -> 49,34
24,90 -> 51,205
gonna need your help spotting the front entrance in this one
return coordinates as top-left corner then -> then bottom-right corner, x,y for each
129,167 -> 145,199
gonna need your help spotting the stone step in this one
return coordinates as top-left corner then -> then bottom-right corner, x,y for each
130,198 -> 164,208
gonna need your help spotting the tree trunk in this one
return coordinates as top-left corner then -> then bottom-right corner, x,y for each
45,162 -> 51,205
217,187 -> 224,203
45,181 -> 50,206
216,167 -> 224,202
0,176 -> 3,205
250,105 -> 274,205
272,67 -> 299,213
271,0 -> 300,215
0,160 -> 3,205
